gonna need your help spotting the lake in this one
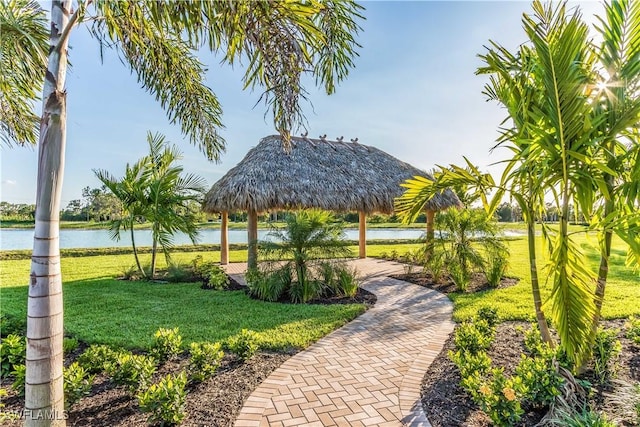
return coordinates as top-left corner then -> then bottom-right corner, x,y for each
0,228 -> 430,251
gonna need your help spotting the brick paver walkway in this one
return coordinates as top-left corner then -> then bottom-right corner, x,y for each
228,258 -> 454,427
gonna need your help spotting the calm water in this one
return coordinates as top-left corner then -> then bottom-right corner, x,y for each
0,228 -> 430,251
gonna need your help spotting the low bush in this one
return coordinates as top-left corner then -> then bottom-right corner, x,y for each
1,334 -> 26,377
449,350 -> 492,379
336,265 -> 358,297
476,307 -> 499,329
425,250 -> 447,283
166,263 -> 193,283
107,352 -> 157,394
465,367 -> 526,427
202,265 -> 230,290
515,346 -> 563,407
151,328 -> 183,362
454,321 -> 494,354
138,372 -> 188,426
188,342 -> 224,383
63,337 -> 79,354
484,249 -> 509,288
449,261 -> 471,292
11,364 -> 26,397
64,362 -> 94,409
592,327 -> 622,385
626,316 -> 640,345
289,279 -> 323,304
247,266 -> 291,302
522,324 -> 544,356
227,329 -> 259,361
77,344 -> 119,374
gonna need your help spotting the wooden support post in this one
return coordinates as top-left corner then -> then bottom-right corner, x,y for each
426,210 -> 435,259
359,211 -> 366,259
220,211 -> 229,265
247,210 -> 258,270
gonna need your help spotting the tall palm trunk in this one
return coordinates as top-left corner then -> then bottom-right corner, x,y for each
130,214 -> 144,277
592,176 -> 614,335
151,235 -> 158,279
26,1 -> 72,424
527,215 -> 553,344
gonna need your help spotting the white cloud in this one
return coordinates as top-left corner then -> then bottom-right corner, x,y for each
2,179 -> 16,185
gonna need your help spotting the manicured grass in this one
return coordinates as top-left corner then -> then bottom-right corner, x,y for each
0,250 -> 365,351
449,232 -> 640,322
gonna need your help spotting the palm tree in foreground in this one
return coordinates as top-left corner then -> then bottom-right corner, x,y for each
4,0 -> 363,422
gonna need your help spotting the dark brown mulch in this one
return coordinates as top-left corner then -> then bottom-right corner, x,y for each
308,287 -> 377,306
1,351 -> 295,427
422,321 -> 640,427
391,271 -> 519,294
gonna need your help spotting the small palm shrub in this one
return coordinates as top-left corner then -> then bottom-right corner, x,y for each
77,344 -> 119,374
64,362 -> 94,409
107,352 -> 157,394
227,329 -> 259,361
336,265 -> 358,297
188,342 -> 224,383
11,364 -> 26,397
0,334 -> 26,377
484,247 -> 509,288
592,327 -> 621,385
138,372 -> 188,426
151,327 -> 183,362
425,250 -> 446,283
626,316 -> 640,345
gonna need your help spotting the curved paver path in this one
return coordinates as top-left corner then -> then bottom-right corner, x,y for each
230,258 -> 455,427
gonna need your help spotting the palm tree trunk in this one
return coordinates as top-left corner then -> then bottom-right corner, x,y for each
26,1 -> 72,424
592,179 -> 614,335
130,215 -> 144,277
527,217 -> 553,344
151,236 -> 158,279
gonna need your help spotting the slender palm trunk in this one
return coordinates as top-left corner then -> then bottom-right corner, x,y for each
527,217 -> 553,344
26,1 -> 72,424
592,177 -> 614,335
151,234 -> 158,279
130,215 -> 144,277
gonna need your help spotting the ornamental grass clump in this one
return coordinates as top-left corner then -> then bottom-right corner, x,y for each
592,327 -> 622,386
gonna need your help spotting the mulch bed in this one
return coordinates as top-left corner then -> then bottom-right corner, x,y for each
1,280 -> 375,426
395,271 -> 639,426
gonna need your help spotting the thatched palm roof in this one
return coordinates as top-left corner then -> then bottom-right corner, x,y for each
203,135 -> 461,214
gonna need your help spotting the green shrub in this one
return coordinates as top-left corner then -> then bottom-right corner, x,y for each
592,327 -> 621,385
11,364 -> 26,397
107,352 -> 157,394
0,314 -> 26,337
138,372 -> 188,426
63,337 -> 79,354
318,261 -> 338,294
289,278 -> 322,304
336,265 -> 358,297
64,362 -> 94,409
476,307 -> 500,329
203,265 -> 230,290
188,342 -> 224,383
77,344 -> 119,374
484,248 -> 509,288
166,263 -> 193,283
626,316 -> 640,345
227,329 -> 259,361
121,264 -> 142,281
449,261 -> 471,292
466,368 -> 526,427
454,321 -> 494,354
191,255 -> 216,277
522,324 -> 544,356
425,250 -> 446,283
151,328 -> 183,362
515,346 -> 563,407
552,407 -> 616,427
0,334 -> 26,377
247,266 -> 290,302
449,350 -> 492,379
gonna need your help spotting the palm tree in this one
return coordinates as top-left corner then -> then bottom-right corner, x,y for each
0,0 -> 47,147
10,1 -> 363,421
261,210 -> 352,302
143,133 -> 207,279
94,158 -> 150,277
397,1 -> 640,368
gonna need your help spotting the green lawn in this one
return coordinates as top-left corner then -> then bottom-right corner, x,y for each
2,228 -> 637,351
0,250 -> 365,351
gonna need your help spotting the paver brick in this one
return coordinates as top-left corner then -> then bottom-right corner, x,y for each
232,259 -> 454,427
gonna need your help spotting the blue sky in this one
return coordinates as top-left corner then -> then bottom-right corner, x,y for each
0,1 -> 602,206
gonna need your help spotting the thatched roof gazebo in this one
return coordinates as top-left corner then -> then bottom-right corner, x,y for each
203,135 -> 461,268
